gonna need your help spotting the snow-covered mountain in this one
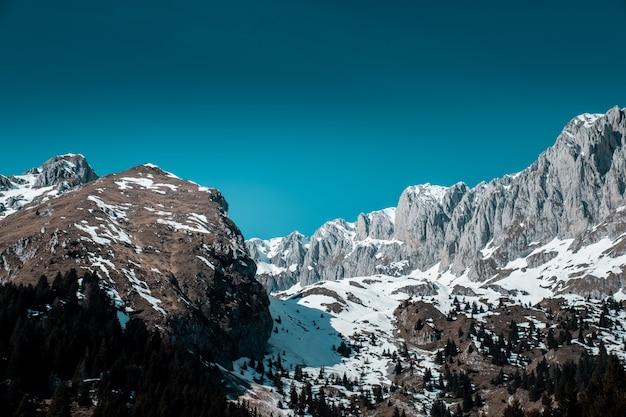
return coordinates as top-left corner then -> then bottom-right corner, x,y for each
4,106 -> 626,417
235,106 -> 626,417
0,159 -> 272,365
231,262 -> 626,416
248,106 -> 626,300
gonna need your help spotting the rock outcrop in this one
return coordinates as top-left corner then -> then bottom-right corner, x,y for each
249,106 -> 626,295
0,154 -> 99,220
246,231 -> 309,293
0,175 -> 12,191
33,154 -> 99,189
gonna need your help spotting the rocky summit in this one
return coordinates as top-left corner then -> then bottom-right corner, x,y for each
235,107 -> 626,417
0,159 -> 272,365
249,106 -> 626,298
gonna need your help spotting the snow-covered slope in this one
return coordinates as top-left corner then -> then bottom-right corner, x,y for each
0,154 -> 98,219
233,260 -> 626,416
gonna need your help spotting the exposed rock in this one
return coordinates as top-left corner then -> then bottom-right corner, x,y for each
526,250 -> 559,268
1,154 -> 100,222
299,209 -> 407,286
246,231 -> 309,292
355,208 -> 395,240
0,175 -> 12,191
33,154 -> 99,189
248,107 -> 626,296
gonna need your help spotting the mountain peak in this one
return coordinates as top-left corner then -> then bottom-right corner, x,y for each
0,154 -> 99,220
249,106 -> 626,296
33,153 -> 98,189
403,183 -> 449,205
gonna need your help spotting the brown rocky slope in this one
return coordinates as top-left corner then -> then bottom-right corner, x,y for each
0,162 -> 272,366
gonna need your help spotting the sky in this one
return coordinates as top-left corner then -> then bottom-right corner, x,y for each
1,0 -> 625,239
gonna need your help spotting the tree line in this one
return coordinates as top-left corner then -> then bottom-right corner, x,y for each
0,269 -> 255,417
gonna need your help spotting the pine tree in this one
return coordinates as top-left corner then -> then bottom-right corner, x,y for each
502,399 -> 524,417
47,383 -> 71,417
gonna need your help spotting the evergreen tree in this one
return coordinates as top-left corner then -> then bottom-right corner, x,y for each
502,399 -> 524,417
47,384 -> 71,417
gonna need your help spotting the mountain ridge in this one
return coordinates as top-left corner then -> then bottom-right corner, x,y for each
247,105 -> 626,296
235,107 -> 626,417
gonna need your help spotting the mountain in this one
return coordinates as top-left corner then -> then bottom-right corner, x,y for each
235,106 -> 626,417
0,158 -> 272,366
3,106 -> 626,417
248,106 -> 626,299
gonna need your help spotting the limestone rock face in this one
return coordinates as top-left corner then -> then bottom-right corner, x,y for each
448,106 -> 626,279
394,183 -> 470,271
356,209 -> 395,241
248,107 -> 626,294
246,231 -> 309,293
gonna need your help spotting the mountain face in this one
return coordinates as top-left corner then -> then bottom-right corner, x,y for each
248,106 -> 626,298
236,107 -> 626,417
0,160 -> 272,365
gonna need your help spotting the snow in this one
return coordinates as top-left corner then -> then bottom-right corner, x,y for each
381,207 -> 396,223
156,218 -> 211,234
114,176 -> 179,194
575,112 -> 603,128
480,239 -> 498,259
197,255 -> 216,270
0,172 -> 55,220
85,253 -> 117,278
144,206 -> 173,216
74,223 -> 112,245
123,267 -> 166,315
117,310 -> 130,329
187,212 -> 211,232
256,262 -> 287,275
405,183 -> 449,204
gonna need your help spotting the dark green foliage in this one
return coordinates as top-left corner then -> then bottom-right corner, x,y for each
504,352 -> 626,417
430,399 -> 452,417
0,269 -> 254,417
336,340 -> 351,357
47,384 -> 71,417
502,399 -> 525,417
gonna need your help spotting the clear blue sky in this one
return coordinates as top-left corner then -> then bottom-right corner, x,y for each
1,1 -> 625,239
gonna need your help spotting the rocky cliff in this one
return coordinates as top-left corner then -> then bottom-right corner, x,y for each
0,161 -> 272,365
0,154 -> 98,216
249,106 -> 626,295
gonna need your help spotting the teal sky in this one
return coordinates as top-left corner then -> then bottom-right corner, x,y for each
1,1 -> 625,239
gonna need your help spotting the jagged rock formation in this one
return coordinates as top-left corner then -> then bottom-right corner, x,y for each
249,106 -> 626,295
0,163 -> 272,365
0,154 -> 99,219
446,106 -> 626,279
246,208 -> 411,290
33,154 -> 99,189
246,231 -> 309,293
